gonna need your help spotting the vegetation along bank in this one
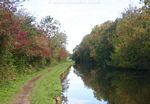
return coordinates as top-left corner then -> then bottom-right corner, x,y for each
71,0 -> 150,70
0,0 -> 72,104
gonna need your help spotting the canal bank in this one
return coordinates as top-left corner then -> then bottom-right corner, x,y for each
0,60 -> 73,104
30,60 -> 73,104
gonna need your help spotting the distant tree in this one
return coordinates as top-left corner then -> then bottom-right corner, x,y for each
72,3 -> 150,70
39,16 -> 60,38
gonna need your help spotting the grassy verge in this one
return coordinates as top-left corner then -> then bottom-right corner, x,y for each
0,65 -> 52,104
0,60 -> 73,104
31,60 -> 73,104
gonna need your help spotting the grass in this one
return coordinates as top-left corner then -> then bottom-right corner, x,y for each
31,61 -> 73,104
0,60 -> 73,104
0,65 -> 51,104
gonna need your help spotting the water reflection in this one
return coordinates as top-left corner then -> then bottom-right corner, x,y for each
74,64 -> 150,104
62,67 -> 107,104
62,65 -> 150,104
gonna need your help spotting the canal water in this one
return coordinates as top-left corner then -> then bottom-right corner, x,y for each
62,65 -> 150,104
62,67 -> 107,104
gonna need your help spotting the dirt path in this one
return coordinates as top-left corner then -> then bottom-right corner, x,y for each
12,69 -> 52,104
12,75 -> 41,104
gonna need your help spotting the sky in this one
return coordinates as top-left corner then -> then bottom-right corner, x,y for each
21,0 -> 142,53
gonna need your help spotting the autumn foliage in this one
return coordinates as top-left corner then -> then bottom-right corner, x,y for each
72,2 -> 150,70
0,0 -> 68,83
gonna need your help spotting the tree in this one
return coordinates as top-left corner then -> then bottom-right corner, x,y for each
72,4 -> 150,70
0,1 -> 68,83
39,16 -> 60,38
111,7 -> 150,69
0,0 -> 25,82
140,0 -> 150,8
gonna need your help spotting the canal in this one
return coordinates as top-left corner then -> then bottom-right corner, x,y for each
62,65 -> 150,104
62,66 -> 107,104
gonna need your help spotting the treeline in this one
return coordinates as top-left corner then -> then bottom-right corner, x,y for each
72,1 -> 150,70
0,0 -> 68,83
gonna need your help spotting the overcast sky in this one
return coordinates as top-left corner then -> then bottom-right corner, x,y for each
21,0 -> 142,53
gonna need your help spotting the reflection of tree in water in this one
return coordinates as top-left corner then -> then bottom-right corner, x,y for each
74,65 -> 150,104
62,76 -> 69,104
62,96 -> 68,104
